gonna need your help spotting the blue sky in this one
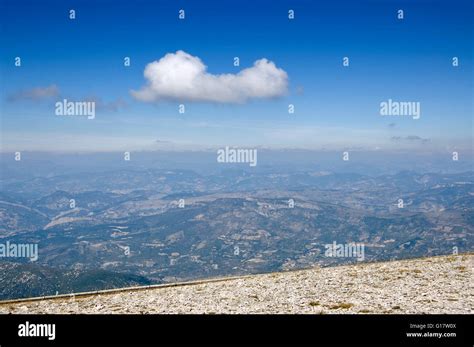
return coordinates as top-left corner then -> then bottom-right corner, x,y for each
0,0 -> 472,152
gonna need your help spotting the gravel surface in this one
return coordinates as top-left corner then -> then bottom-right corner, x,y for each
1,254 -> 472,314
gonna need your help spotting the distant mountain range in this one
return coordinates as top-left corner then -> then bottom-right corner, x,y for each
0,164 -> 472,300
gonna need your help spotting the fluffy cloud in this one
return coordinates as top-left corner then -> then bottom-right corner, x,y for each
8,84 -> 59,102
131,51 -> 288,103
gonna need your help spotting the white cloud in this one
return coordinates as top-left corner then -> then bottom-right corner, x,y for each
131,51 -> 288,103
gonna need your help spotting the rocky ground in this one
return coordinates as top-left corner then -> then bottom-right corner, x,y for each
0,254 -> 472,314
